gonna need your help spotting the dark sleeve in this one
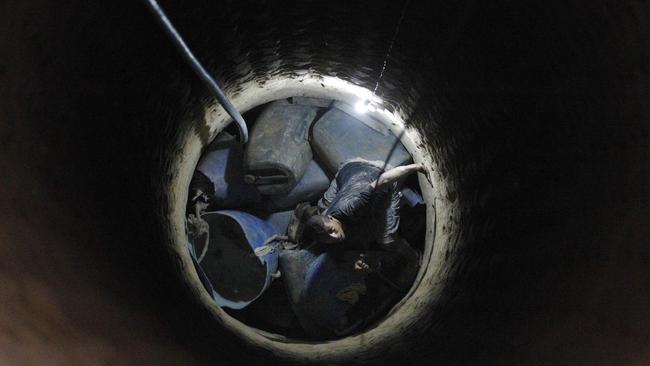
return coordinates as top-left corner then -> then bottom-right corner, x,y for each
317,179 -> 339,214
378,188 -> 402,245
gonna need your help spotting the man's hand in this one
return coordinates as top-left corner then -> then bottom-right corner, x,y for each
416,163 -> 430,181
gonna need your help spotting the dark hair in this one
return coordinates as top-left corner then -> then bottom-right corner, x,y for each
301,215 -> 330,244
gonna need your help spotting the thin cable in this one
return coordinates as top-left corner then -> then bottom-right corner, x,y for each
144,0 -> 249,144
197,230 -> 209,263
372,0 -> 411,98
380,128 -> 406,172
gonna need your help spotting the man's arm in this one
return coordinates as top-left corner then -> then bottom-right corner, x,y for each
317,179 -> 339,214
371,163 -> 427,191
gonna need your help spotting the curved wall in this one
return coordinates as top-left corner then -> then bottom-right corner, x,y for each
1,0 -> 648,365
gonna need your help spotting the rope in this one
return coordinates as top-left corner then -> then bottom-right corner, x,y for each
372,0 -> 411,98
196,229 -> 209,263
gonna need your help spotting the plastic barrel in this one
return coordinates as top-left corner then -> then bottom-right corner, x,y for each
268,160 -> 331,210
280,249 -> 394,339
244,99 -> 318,195
196,145 -> 262,209
300,252 -> 368,337
199,210 -> 281,309
311,107 -> 412,174
262,210 -> 294,234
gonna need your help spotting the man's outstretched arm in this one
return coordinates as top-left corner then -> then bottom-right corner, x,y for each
371,163 -> 427,191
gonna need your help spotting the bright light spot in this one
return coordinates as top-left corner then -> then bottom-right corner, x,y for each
355,99 -> 370,114
265,74 -> 405,130
355,99 -> 380,114
320,76 -> 383,105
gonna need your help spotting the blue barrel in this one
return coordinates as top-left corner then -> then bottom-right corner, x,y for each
199,210 -> 281,309
311,107 -> 412,173
244,99 -> 319,195
261,210 -> 294,234
300,252 -> 369,336
196,146 -> 262,209
280,249 -> 393,338
401,186 -> 425,207
268,160 -> 331,210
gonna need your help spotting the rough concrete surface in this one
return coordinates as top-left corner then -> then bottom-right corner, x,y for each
0,0 -> 648,365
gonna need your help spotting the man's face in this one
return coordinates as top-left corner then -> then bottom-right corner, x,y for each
319,216 -> 345,243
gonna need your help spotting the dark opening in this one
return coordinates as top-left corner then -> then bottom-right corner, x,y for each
187,98 -> 427,339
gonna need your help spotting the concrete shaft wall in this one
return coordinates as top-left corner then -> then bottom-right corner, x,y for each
1,0 -> 648,365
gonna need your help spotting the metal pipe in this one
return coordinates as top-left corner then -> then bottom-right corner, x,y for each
143,0 -> 249,144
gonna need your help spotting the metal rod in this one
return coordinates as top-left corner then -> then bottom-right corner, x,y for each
144,0 -> 249,144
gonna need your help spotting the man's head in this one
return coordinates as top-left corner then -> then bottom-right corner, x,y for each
303,214 -> 345,244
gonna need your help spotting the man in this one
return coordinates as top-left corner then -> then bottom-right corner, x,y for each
303,158 -> 427,262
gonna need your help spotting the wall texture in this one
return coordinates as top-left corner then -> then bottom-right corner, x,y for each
1,0 -> 648,365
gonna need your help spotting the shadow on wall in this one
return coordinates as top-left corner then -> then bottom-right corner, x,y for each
0,0 -> 648,365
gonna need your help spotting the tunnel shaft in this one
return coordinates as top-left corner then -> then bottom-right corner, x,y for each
1,0 -> 648,365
